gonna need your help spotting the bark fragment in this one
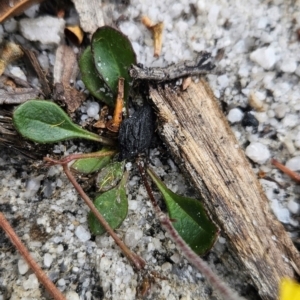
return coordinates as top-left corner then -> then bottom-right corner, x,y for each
149,80 -> 300,300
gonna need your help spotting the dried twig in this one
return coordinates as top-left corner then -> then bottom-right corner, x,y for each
271,158 -> 300,183
141,16 -> 164,57
106,77 -> 124,133
44,151 -> 146,271
0,212 -> 66,300
137,161 -> 244,300
130,52 -> 214,81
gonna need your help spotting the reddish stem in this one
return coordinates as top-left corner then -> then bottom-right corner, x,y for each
0,212 -> 66,300
137,159 -> 243,300
62,165 -> 145,270
271,158 -> 300,183
44,150 -> 117,166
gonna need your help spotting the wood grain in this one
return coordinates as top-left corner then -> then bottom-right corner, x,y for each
149,80 -> 300,300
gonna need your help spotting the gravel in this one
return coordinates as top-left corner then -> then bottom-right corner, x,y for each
1,0 -> 300,300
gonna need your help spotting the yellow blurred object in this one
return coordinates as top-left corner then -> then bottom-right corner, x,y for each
64,25 -> 84,46
0,42 -> 24,76
280,278 -> 300,300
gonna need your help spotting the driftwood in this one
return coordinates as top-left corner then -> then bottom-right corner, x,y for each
149,80 -> 300,300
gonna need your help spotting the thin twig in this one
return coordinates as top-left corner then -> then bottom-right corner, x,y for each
271,158 -> 300,183
44,150 -> 117,166
62,164 -> 145,270
0,212 -> 66,300
137,159 -> 244,300
129,52 -> 214,81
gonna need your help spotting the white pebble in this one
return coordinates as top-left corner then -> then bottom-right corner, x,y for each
217,74 -> 229,89
124,226 -> 143,248
66,291 -> 80,300
24,175 -> 45,199
285,156 -> 300,171
75,225 -> 91,242
282,114 -> 298,128
250,46 -> 277,70
170,253 -> 180,264
287,200 -> 299,214
161,262 -> 172,272
18,259 -> 29,275
274,104 -> 288,119
24,4 -> 40,18
23,274 -> 39,290
280,58 -> 297,73
19,16 -> 65,45
44,253 -> 53,268
271,200 -> 290,224
57,278 -> 66,286
8,66 -> 27,81
227,108 -> 244,123
86,101 -> 100,118
245,142 -> 270,164
3,18 -> 18,33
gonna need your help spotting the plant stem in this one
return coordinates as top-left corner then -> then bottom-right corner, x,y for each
137,159 -> 244,300
62,164 -> 145,270
271,158 -> 300,182
0,212 -> 66,300
44,150 -> 117,166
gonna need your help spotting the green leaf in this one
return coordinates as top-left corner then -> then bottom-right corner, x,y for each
79,46 -> 115,107
88,172 -> 128,235
13,100 -> 114,144
147,168 -> 218,256
91,26 -> 136,103
71,148 -> 113,174
96,161 -> 125,192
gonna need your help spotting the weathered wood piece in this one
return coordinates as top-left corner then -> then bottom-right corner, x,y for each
149,80 -> 300,300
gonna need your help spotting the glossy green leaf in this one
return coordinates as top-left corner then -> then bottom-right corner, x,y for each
88,172 -> 128,235
96,161 -> 125,192
79,46 -> 114,107
71,148 -> 113,174
13,100 -> 114,145
91,26 -> 136,102
147,168 -> 218,256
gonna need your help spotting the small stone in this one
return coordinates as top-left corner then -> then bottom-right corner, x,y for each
249,91 -> 265,111
8,66 -> 27,81
245,142 -> 270,164
282,114 -> 298,128
75,225 -> 91,242
285,156 -> 300,171
124,226 -> 143,248
18,259 -> 29,275
161,262 -> 172,272
287,200 -> 299,214
86,101 -> 100,118
66,291 -> 80,300
57,278 -> 66,286
280,58 -> 297,73
227,108 -> 244,123
19,16 -> 65,45
217,74 -> 229,89
44,253 -> 53,268
250,46 -> 277,70
271,200 -> 290,224
3,18 -> 18,33
274,104 -> 289,119
170,253 -> 180,264
23,274 -> 39,290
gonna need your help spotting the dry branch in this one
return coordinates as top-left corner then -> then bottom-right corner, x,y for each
149,80 -> 300,300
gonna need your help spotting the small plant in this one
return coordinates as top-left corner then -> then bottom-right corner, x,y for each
9,26 -> 244,299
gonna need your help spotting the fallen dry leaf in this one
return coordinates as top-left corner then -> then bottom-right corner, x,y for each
0,0 -> 44,23
53,45 -> 86,112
